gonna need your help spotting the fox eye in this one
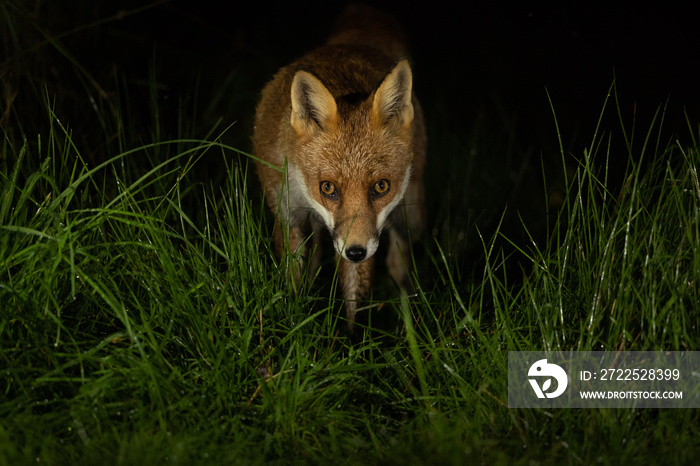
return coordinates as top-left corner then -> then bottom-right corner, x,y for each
320,180 -> 339,199
372,179 -> 391,197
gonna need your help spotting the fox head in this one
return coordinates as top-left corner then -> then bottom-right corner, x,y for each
288,59 -> 415,263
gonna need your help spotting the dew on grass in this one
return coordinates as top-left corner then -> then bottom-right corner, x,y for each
256,366 -> 270,379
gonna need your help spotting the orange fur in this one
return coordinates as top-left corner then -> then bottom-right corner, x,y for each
253,6 -> 426,331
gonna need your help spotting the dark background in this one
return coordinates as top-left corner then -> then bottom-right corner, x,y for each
153,1 -> 699,150
6,0 -> 699,249
51,0 -> 698,154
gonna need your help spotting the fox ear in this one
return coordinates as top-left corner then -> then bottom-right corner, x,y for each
290,70 -> 338,136
372,59 -> 414,129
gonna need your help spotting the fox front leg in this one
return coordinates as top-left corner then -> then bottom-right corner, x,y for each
386,179 -> 425,293
386,229 -> 413,292
273,217 -> 307,293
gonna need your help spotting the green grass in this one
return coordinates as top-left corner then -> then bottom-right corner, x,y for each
2,3 -> 700,465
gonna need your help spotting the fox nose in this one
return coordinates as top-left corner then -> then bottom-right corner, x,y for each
345,245 -> 367,262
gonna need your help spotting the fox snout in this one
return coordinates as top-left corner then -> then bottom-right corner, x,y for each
332,221 -> 380,263
334,237 -> 379,263
319,171 -> 412,265
344,245 -> 367,262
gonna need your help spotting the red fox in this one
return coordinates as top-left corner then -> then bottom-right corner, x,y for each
253,5 -> 426,330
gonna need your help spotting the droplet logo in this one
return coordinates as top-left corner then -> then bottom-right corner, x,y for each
528,359 -> 568,398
